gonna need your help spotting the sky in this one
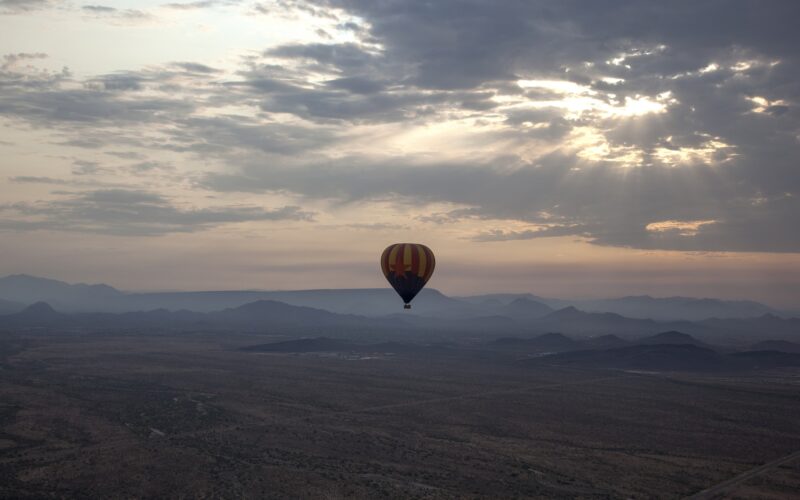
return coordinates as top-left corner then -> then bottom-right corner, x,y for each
1,0 -> 799,307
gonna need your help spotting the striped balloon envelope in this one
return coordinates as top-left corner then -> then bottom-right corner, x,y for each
380,243 -> 435,309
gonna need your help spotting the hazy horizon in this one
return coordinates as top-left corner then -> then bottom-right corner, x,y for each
2,1 -> 800,308
2,271 -> 798,313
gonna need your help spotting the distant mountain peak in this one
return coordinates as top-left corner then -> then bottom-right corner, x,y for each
545,306 -> 585,319
3,274 -> 62,284
22,301 -> 59,315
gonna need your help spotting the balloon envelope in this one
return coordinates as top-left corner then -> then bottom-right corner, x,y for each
380,243 -> 435,308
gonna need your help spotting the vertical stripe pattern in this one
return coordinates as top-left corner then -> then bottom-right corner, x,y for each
380,243 -> 435,282
380,243 -> 435,306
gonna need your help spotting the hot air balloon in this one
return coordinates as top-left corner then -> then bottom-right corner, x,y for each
380,243 -> 435,309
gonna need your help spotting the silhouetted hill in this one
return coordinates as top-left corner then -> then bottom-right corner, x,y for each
748,340 -> 800,353
20,302 -> 60,317
534,307 -> 689,337
699,315 -> 800,342
0,274 -> 790,328
216,300 -> 348,324
128,288 -> 468,317
542,306 -> 585,320
461,294 -> 782,321
488,333 -> 578,352
0,275 -> 122,311
637,331 -> 710,348
529,343 -> 800,372
499,298 -> 554,319
0,275 -> 793,345
562,295 -> 779,321
0,302 -> 70,327
0,299 -> 387,333
455,293 -> 550,306
0,275 -> 468,316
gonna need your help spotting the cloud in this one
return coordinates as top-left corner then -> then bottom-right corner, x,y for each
125,161 -> 175,173
0,189 -> 314,236
472,224 -> 591,242
1,52 -> 70,89
0,87 -> 195,123
324,76 -> 385,95
172,62 -> 221,74
71,159 -> 108,175
201,144 -> 800,252
162,0 -> 240,10
8,176 -> 71,185
80,4 -> 154,24
1,1 -> 799,253
0,0 -> 58,14
81,5 -> 114,13
163,1 -> 212,9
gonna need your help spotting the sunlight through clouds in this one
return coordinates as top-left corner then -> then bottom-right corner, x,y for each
1,0 -> 799,304
646,219 -> 717,237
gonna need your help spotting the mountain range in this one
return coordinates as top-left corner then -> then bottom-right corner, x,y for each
2,295 -> 799,347
0,275 -> 794,322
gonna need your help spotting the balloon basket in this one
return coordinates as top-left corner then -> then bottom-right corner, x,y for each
404,304 -> 411,310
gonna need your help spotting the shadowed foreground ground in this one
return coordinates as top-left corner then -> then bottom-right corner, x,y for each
1,331 -> 799,498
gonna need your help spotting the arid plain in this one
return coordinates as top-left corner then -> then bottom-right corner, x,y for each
1,329 -> 799,499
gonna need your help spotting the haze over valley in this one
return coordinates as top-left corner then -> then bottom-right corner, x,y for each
1,273 -> 800,497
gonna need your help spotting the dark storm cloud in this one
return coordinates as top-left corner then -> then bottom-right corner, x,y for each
0,189 -> 314,236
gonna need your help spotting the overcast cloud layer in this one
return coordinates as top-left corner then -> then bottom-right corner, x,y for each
1,0 -> 799,302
